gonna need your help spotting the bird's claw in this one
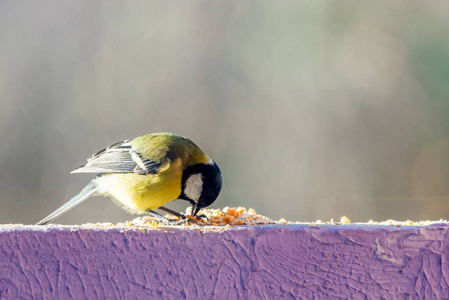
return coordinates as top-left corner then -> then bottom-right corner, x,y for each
142,214 -> 207,226
195,214 -> 209,221
173,215 -> 199,225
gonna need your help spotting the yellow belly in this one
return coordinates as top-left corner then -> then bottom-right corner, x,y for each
96,161 -> 182,214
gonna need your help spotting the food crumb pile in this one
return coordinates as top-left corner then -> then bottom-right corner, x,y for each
122,206 -> 280,228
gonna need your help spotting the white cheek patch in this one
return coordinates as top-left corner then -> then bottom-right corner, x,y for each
184,173 -> 203,203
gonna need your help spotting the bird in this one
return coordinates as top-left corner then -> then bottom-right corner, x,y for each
36,133 -> 222,225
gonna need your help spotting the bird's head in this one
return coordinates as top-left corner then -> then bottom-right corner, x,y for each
180,160 -> 222,216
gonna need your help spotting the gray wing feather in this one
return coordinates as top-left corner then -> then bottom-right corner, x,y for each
71,151 -> 136,174
71,140 -> 161,175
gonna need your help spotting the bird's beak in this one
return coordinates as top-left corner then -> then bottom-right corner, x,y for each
191,204 -> 200,216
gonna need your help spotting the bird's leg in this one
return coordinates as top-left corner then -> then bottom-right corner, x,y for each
145,208 -> 189,225
157,206 -> 200,225
144,209 -> 172,224
157,206 -> 185,219
145,207 -> 201,225
145,209 -> 164,219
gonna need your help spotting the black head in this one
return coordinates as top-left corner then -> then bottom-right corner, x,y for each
179,161 -> 223,216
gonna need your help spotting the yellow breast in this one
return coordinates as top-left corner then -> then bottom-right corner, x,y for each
96,158 -> 183,214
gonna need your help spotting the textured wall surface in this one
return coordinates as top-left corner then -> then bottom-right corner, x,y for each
0,224 -> 448,299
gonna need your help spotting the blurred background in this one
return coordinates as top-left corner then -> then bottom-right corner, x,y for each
1,1 -> 449,224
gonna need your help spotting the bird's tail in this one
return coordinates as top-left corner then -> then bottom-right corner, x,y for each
36,180 -> 99,225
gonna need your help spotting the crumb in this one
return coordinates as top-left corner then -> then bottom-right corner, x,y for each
120,207 -> 277,227
340,216 -> 351,224
201,207 -> 276,226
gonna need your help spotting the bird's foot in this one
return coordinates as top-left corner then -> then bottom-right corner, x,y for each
168,215 -> 199,225
194,214 -> 209,221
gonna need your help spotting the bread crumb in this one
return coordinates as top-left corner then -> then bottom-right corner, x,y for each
340,216 -> 351,224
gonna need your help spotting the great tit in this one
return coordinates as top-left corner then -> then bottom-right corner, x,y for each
36,133 -> 222,225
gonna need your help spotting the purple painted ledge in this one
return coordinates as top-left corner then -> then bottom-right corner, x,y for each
1,223 -> 449,299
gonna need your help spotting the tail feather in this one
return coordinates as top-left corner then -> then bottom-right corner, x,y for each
36,180 -> 99,225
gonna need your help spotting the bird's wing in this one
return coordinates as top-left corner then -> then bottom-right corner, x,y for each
71,140 -> 162,175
